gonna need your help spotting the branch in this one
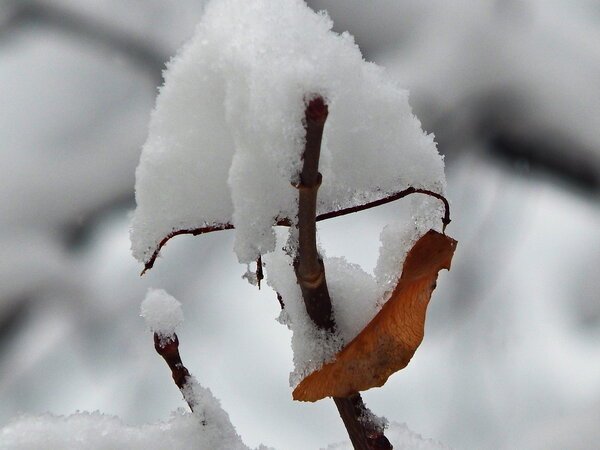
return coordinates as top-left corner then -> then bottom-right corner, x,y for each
334,396 -> 391,450
293,96 -> 392,450
153,333 -> 198,414
141,188 -> 450,274
293,96 -> 335,331
315,188 -> 451,231
2,1 -> 167,83
141,224 -> 234,274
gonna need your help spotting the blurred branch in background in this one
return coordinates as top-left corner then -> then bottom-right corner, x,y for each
0,1 -> 599,449
0,0 -> 168,84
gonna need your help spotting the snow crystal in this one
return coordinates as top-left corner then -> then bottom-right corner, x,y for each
130,0 -> 445,265
140,288 -> 184,341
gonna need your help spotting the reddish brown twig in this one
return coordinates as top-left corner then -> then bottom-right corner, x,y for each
141,188 -> 450,274
316,187 -> 450,231
256,255 -> 264,289
334,395 -> 392,450
141,224 -> 234,275
153,333 -> 197,413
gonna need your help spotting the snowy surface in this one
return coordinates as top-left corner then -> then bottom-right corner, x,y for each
1,413 -> 444,450
1,1 -> 600,450
140,288 -> 184,341
0,408 -> 252,450
130,0 -> 445,265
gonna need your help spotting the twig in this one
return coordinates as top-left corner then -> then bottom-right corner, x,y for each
315,187 -> 450,231
2,1 -> 167,83
334,396 -> 392,450
293,96 -> 335,331
141,224 -> 234,274
141,188 -> 450,274
293,96 -> 392,450
153,333 -> 197,413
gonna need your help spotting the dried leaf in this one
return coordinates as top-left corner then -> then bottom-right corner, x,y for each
293,230 -> 457,402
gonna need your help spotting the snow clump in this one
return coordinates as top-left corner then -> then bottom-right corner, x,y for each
130,0 -> 445,266
140,288 -> 184,342
131,0 -> 447,388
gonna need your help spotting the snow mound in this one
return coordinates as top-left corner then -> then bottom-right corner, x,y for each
140,288 -> 184,341
0,407 -> 257,450
130,0 -> 445,265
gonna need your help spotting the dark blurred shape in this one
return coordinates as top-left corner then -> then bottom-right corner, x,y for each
0,298 -> 30,355
0,1 -> 167,84
488,130 -> 599,192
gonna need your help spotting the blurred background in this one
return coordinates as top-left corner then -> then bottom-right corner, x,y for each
1,1 -> 599,448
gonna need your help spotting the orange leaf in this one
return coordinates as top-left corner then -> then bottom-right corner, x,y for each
293,230 -> 457,402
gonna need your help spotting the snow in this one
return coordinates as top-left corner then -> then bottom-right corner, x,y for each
140,288 -> 184,341
0,409 -> 253,450
326,257 -> 379,344
0,412 -> 445,450
130,0 -> 445,266
310,0 -> 600,174
264,217 -> 436,387
264,239 -> 344,387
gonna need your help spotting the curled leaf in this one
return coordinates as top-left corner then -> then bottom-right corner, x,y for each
293,230 -> 457,402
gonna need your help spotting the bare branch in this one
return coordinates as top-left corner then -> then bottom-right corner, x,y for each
141,188 -> 450,274
293,96 -> 335,331
291,96 -> 391,450
1,1 -> 168,83
153,333 -> 197,413
334,396 -> 392,450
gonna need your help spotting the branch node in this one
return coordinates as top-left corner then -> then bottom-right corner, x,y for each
293,172 -> 323,190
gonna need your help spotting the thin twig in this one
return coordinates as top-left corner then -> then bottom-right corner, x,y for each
315,187 -> 451,231
334,396 -> 391,450
293,96 -> 335,331
153,333 -> 196,413
141,188 -> 450,274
